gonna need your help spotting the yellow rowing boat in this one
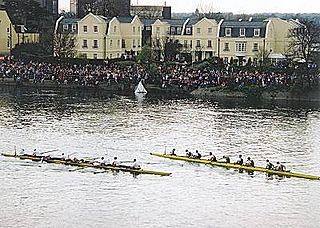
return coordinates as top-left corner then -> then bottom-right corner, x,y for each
2,153 -> 172,176
150,153 -> 320,180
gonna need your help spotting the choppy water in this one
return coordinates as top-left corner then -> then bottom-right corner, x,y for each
0,88 -> 320,228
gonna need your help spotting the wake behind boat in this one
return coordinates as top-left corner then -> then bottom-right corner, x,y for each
150,153 -> 320,180
2,153 -> 171,176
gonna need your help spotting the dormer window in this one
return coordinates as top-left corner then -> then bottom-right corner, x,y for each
225,28 -> 231,36
254,28 -> 260,37
240,28 -> 246,37
63,24 -> 68,31
72,24 -> 77,32
186,27 -> 191,35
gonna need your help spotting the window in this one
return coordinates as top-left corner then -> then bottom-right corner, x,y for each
93,54 -> 98,59
72,24 -> 76,32
207,40 -> 212,48
138,39 -> 141,47
196,40 -> 201,48
240,28 -> 246,36
197,28 -> 201,34
113,26 -> 117,33
7,27 -> 10,33
253,43 -> 259,51
208,28 -> 212,34
224,42 -> 230,51
7,39 -> 10,48
254,29 -> 260,37
225,28 -> 231,36
117,39 -> 120,48
146,26 -> 151,31
93,40 -> 98,48
133,40 -> 136,48
138,27 -> 140,33
190,40 -> 192,48
82,53 -> 87,59
236,42 -> 246,52
186,27 -> 191,35
82,39 -> 88,48
122,39 -> 126,48
83,25 -> 88,33
110,40 -> 113,48
63,24 -> 68,31
110,54 -> 113,59
93,26 -> 98,33
184,40 -> 188,48
177,27 -> 182,34
133,26 -> 136,33
156,27 -> 160,33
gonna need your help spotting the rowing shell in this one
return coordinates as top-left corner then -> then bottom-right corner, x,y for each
150,153 -> 320,180
1,153 -> 172,177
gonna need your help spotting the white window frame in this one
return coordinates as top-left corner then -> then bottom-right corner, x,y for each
253,43 -> 259,51
186,27 -> 191,35
83,25 -> 88,33
240,28 -> 246,37
71,24 -> 76,32
254,28 -> 260,37
236,42 -> 246,52
83,39 -> 88,48
63,24 -> 68,31
208,28 -> 212,34
225,28 -> 231,36
93,25 -> 98,33
93,40 -> 98,48
197,28 -> 201,34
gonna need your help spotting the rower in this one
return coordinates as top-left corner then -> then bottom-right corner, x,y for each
61,153 -> 69,160
208,152 -> 217,162
112,157 -> 120,166
32,149 -> 41,156
222,155 -> 230,163
185,150 -> 192,158
234,155 -> 243,165
266,159 -> 274,170
193,150 -> 201,159
132,159 -> 141,170
99,157 -> 111,165
170,149 -> 176,156
275,162 -> 286,172
19,149 -> 26,155
245,157 -> 254,167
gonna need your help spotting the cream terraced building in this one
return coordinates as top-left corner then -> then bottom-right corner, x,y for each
150,16 -> 300,64
60,12 -> 300,62
0,10 -> 39,57
61,13 -> 144,59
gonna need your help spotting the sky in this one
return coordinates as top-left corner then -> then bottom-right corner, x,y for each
59,0 -> 320,14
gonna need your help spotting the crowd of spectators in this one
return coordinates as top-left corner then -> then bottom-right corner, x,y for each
0,60 -> 319,91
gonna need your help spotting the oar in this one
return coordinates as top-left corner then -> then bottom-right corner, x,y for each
14,146 -> 17,156
40,149 -> 59,155
69,167 -> 86,172
93,170 -> 108,174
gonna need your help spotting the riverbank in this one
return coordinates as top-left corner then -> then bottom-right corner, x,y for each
191,87 -> 320,102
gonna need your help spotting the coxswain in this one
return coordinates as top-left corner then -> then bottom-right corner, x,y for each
208,152 -> 217,162
275,162 -> 286,172
194,150 -> 202,159
245,157 -> 254,167
170,149 -> 176,156
266,159 -> 274,170
235,155 -> 243,165
112,157 -> 120,166
185,150 -> 192,158
132,159 -> 141,170
222,155 -> 230,163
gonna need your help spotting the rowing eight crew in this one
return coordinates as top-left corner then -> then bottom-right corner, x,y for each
171,149 -> 287,170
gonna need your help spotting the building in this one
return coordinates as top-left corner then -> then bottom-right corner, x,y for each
150,16 -> 300,63
218,18 -> 300,65
35,0 -> 59,16
71,0 -> 131,18
58,13 -> 143,59
0,10 -> 39,57
130,5 -> 171,19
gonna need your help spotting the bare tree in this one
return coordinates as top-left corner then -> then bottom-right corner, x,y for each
288,19 -> 320,66
53,32 -> 76,58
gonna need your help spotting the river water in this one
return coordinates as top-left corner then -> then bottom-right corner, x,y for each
0,88 -> 319,228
